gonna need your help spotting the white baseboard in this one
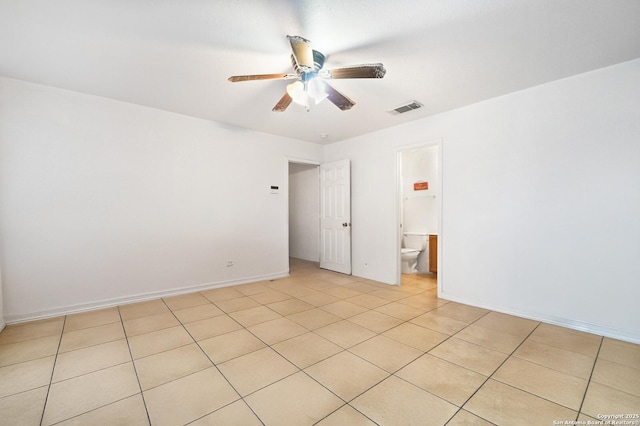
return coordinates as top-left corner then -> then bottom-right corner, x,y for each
289,255 -> 320,263
438,290 -> 640,345
4,271 -> 290,325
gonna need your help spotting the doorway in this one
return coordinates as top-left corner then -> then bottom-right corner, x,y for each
288,159 -> 353,275
288,162 -> 320,264
397,142 -> 442,287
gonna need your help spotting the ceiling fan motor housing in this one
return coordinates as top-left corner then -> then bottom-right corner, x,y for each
291,50 -> 325,77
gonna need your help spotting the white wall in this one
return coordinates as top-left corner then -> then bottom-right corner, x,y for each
402,146 -> 439,234
326,59 -> 640,343
323,134 -> 400,284
0,77 -> 323,322
288,163 -> 320,262
2,58 -> 639,342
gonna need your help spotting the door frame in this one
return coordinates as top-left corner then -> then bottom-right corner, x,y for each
286,158 -> 321,271
395,139 -> 444,288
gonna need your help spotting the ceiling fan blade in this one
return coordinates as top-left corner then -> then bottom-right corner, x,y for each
272,92 -> 293,112
323,82 -> 355,111
288,35 -> 314,71
228,73 -> 297,82
321,64 -> 386,79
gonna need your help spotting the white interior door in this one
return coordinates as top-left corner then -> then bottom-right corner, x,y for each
320,159 -> 351,274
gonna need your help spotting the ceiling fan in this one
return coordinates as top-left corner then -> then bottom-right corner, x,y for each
228,35 -> 386,112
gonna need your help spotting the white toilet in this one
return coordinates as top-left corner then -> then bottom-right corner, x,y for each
401,233 -> 428,274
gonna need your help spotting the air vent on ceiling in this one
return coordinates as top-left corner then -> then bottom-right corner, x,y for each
387,101 -> 423,115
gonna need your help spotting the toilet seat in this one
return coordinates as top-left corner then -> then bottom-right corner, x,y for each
401,248 -> 419,255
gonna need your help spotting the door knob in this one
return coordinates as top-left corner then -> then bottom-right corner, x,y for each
342,223 -> 350,227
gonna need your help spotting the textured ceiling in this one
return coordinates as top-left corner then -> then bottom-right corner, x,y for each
2,0 -> 640,143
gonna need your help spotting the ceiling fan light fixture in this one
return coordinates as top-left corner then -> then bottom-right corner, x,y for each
286,78 -> 327,110
308,78 -> 328,104
286,81 -> 309,107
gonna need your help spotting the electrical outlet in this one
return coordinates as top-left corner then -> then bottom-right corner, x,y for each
226,261 -> 233,267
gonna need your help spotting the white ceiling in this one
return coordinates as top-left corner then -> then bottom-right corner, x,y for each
2,0 -> 640,144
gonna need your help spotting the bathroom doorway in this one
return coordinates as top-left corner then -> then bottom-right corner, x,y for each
396,142 -> 442,288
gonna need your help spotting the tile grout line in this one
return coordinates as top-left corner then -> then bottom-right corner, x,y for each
211,296 -> 352,425
39,315 -> 67,426
173,280 -> 411,424
574,335 -> 604,420
384,307 -> 498,425
449,319 -> 606,422
22,274 -> 426,425
161,296 -> 267,426
241,273 -> 429,419
99,275 -> 428,421
484,328 -> 605,420
380,298 -> 569,423
301,280 -> 434,424
314,276 -> 440,425
117,305 -> 153,426
446,319 -> 543,425
8,267 -> 635,424
293,347 -> 386,425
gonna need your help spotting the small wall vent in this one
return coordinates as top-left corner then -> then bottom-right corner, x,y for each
387,101 -> 423,115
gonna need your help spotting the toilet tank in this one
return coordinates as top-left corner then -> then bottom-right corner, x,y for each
403,233 -> 428,251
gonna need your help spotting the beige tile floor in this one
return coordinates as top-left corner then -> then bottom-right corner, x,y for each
1,258 -> 639,425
